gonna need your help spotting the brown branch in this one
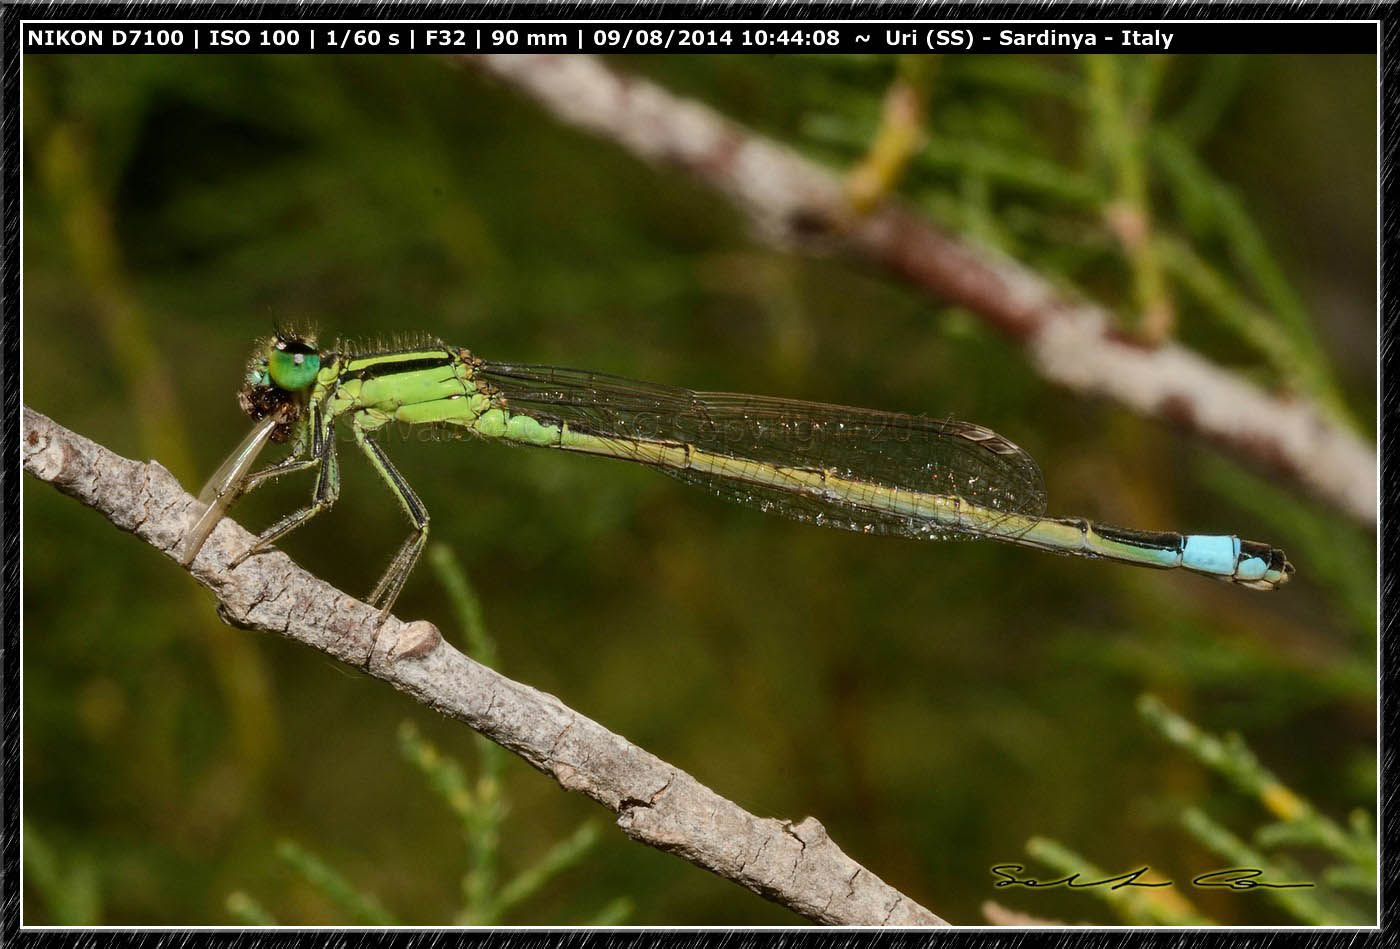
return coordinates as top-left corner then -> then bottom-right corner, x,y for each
21,406 -> 948,927
459,54 -> 1375,528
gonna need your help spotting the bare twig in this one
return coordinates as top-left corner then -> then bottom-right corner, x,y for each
459,54 -> 1375,528
21,406 -> 947,927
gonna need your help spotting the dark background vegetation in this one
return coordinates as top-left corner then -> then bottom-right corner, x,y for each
22,53 -> 1375,925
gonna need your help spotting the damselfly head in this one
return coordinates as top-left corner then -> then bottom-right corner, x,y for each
237,329 -> 318,442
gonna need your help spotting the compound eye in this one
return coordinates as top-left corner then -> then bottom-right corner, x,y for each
268,338 -> 321,391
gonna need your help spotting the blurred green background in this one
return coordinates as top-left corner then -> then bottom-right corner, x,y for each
22,53 -> 1376,926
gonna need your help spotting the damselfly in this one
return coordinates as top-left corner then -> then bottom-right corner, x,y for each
180,332 -> 1293,621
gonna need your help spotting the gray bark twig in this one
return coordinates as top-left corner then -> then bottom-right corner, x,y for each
461,54 -> 1375,528
21,406 -> 948,927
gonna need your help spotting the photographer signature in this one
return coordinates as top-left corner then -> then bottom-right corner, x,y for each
991,864 -> 1314,891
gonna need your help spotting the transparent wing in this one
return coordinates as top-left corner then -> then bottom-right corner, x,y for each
178,416 -> 280,564
478,362 -> 1047,539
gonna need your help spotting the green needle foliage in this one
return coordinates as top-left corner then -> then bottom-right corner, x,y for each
1023,836 -> 1210,926
798,54 -> 1358,427
1140,695 -> 1374,924
1017,696 -> 1374,926
1179,809 -> 1335,926
274,839 -> 401,926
